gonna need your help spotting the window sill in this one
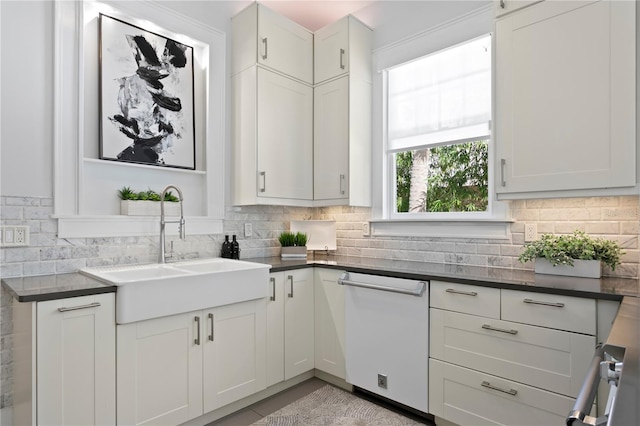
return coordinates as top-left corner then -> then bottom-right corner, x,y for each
369,219 -> 513,240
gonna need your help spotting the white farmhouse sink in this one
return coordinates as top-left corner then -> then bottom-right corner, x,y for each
80,259 -> 271,324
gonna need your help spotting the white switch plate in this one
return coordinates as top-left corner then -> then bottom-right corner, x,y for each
244,223 -> 253,238
362,222 -> 370,237
524,223 -> 537,242
1,226 -> 29,247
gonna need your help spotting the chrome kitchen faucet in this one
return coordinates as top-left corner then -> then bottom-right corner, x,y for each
159,184 -> 185,263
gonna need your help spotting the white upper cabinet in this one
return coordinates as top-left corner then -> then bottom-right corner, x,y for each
313,16 -> 372,206
232,3 -> 313,83
495,0 -> 636,198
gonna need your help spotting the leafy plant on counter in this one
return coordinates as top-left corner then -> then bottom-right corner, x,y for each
117,186 -> 179,202
278,231 -> 308,247
518,230 -> 623,270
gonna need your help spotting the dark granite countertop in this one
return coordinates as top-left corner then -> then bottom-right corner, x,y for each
246,255 -> 640,301
1,273 -> 116,302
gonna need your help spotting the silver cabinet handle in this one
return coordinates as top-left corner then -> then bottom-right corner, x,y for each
339,174 -> 346,195
259,171 -> 266,193
287,275 -> 294,298
208,313 -> 214,341
500,0 -> 505,9
340,48 -> 345,70
523,298 -> 565,308
482,324 -> 518,335
481,380 -> 517,396
194,316 -> 201,345
500,158 -> 506,187
445,288 -> 477,297
270,277 -> 276,301
261,37 -> 268,59
58,302 -> 101,312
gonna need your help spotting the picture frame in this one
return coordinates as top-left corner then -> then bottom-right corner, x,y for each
99,14 -> 196,170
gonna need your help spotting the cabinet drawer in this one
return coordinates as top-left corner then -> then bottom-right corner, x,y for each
502,290 -> 596,335
430,309 -> 595,398
429,359 -> 575,426
430,281 -> 500,319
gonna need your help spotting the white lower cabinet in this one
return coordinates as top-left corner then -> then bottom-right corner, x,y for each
266,269 -> 315,387
430,281 -> 599,425
313,268 -> 346,379
429,359 -> 575,425
13,293 -> 116,426
117,299 -> 266,425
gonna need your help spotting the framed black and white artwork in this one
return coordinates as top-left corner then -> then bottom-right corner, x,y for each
99,14 -> 196,169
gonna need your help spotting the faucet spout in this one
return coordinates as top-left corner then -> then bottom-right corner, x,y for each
159,185 -> 185,263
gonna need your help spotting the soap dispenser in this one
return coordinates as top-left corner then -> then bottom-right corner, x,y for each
231,235 -> 240,259
221,235 -> 231,258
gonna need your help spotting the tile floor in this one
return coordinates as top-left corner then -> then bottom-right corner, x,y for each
208,378 -> 434,426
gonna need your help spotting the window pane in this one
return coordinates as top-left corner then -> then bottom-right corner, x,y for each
395,140 -> 488,213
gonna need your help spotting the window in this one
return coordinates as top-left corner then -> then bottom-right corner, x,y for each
386,34 -> 492,218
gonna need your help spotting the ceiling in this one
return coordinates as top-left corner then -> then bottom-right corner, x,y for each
258,1 -> 377,31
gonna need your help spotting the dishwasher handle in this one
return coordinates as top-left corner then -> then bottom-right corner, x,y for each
567,345 -> 606,426
337,272 -> 426,297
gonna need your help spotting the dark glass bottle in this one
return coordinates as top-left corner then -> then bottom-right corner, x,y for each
221,235 -> 231,258
231,235 -> 240,259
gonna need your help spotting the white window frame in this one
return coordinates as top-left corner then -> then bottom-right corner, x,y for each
370,5 -> 511,239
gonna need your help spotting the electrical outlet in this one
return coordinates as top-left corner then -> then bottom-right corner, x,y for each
1,226 -> 29,247
244,223 -> 252,238
15,227 -> 26,244
362,222 -> 370,237
525,223 -> 537,242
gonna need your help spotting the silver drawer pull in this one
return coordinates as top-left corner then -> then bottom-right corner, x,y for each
481,380 -> 517,396
445,288 -> 478,297
58,302 -> 101,312
482,324 -> 518,335
194,316 -> 201,346
523,298 -> 565,308
270,277 -> 276,301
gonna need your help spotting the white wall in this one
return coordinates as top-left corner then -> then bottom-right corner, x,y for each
0,1 -> 54,197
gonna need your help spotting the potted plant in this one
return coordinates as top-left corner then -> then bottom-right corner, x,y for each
118,186 -> 180,216
518,230 -> 623,278
279,231 -> 308,258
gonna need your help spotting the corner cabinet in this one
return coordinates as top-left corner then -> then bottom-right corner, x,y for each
313,17 -> 372,206
266,269 -> 315,387
13,294 -> 116,426
495,0 -> 636,198
117,299 -> 267,425
313,268 -> 346,380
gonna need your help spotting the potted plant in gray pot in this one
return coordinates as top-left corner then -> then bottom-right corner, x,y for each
518,230 -> 623,278
279,231 -> 308,259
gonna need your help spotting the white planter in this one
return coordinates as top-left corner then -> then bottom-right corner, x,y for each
281,246 -> 307,259
534,258 -> 602,279
120,200 -> 181,217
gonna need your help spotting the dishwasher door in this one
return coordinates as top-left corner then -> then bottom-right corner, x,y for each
341,272 -> 429,413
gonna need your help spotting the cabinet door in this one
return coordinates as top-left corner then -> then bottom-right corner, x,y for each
429,359 -> 576,425
314,17 -> 349,84
495,0 -> 635,195
37,294 -> 116,426
203,299 -> 267,412
266,272 -> 285,387
314,269 -> 346,379
314,77 -> 349,201
258,4 -> 313,83
284,269 -> 315,380
117,311 -> 203,425
257,68 -> 313,201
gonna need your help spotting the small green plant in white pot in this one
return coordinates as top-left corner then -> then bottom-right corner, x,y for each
279,231 -> 308,259
518,230 -> 623,278
118,186 -> 180,216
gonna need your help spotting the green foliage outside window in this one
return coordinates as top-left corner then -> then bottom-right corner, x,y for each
395,140 -> 488,213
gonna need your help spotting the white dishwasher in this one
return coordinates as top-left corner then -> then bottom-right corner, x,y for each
339,271 -> 429,414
